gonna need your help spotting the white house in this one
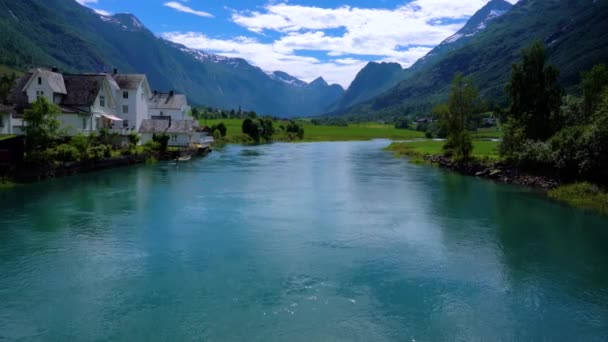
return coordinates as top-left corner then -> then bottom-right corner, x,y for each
0,104 -> 14,135
112,73 -> 152,133
148,91 -> 191,121
139,119 -> 206,147
8,68 -> 124,136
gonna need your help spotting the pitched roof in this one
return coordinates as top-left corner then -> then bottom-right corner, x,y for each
0,103 -> 16,115
61,74 -> 107,106
113,74 -> 145,90
24,68 -> 67,94
139,119 -> 200,134
7,74 -> 31,112
149,92 -> 188,110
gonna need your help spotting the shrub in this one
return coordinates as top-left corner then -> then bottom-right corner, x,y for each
128,133 -> 140,148
143,140 -> 161,154
549,126 -> 587,180
88,145 -> 107,161
152,134 -> 170,153
51,144 -> 79,162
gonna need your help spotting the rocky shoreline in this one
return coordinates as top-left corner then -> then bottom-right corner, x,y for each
424,155 -> 560,190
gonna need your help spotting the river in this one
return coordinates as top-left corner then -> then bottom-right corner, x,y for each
1,140 -> 607,340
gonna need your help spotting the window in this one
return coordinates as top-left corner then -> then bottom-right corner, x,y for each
123,105 -> 128,114
0,116 -> 4,128
82,117 -> 87,129
123,91 -> 129,99
37,77 -> 42,85
160,111 -> 164,116
123,120 -> 129,128
36,90 -> 44,99
99,95 -> 105,107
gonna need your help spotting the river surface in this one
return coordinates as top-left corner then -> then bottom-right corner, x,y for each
1,140 -> 608,341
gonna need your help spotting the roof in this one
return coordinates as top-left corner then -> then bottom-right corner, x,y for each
149,92 -> 188,110
113,74 -> 145,90
139,119 -> 200,134
23,68 -> 67,94
0,104 -> 16,115
61,74 -> 108,106
7,74 -> 31,113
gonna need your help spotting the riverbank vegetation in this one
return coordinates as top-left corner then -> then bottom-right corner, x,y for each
200,118 -> 423,143
387,41 -> 608,214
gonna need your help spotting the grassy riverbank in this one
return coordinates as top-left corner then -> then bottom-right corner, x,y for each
548,183 -> 608,215
201,119 -> 424,142
385,140 -> 500,162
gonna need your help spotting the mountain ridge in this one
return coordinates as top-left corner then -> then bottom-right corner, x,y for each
0,0 -> 343,117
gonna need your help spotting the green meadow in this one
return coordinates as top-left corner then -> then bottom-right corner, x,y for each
385,139 -> 500,161
200,119 -> 424,142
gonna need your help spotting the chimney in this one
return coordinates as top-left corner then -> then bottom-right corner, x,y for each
153,90 -> 157,95
168,116 -> 172,127
51,66 -> 59,73
169,90 -> 174,97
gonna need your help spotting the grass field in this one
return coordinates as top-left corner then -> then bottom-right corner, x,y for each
0,134 -> 16,141
385,139 -> 500,161
200,119 -> 424,142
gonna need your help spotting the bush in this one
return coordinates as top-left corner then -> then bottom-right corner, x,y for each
549,126 -> 587,180
51,144 -> 79,162
128,133 -> 140,147
152,134 -> 169,153
143,140 -> 161,154
394,117 -> 410,129
88,145 -> 107,161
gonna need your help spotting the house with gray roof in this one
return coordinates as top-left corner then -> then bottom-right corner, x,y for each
112,72 -> 152,134
139,118 -> 209,147
148,91 -> 191,121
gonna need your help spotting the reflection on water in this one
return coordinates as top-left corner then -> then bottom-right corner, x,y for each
0,140 -> 607,341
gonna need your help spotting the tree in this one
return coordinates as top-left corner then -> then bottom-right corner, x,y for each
582,64 -> 608,116
242,117 -> 261,142
216,122 -> 227,137
443,73 -> 477,160
505,41 -> 563,141
191,107 -> 201,120
128,132 -> 140,148
394,117 -> 410,129
0,73 -> 16,103
23,97 -> 62,151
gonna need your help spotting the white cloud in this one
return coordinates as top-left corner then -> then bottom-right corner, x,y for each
94,9 -> 111,16
163,1 -> 213,18
76,0 -> 98,4
163,0 -> 517,88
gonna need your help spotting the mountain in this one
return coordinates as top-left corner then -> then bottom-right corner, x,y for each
0,0 -> 343,117
409,0 -> 513,73
337,0 -> 608,120
329,0 -> 512,113
329,62 -> 407,112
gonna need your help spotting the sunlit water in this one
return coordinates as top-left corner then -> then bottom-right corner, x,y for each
1,140 -> 607,341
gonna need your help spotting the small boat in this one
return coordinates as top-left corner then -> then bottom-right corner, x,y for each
177,155 -> 191,162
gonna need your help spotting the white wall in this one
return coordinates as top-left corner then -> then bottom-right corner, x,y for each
0,113 -> 11,134
116,85 -> 149,132
149,108 -> 187,121
24,73 -> 57,104
57,113 -> 97,136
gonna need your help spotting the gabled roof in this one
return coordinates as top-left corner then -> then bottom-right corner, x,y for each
23,68 -> 67,95
139,119 -> 200,134
7,74 -> 31,112
0,104 -> 16,115
149,92 -> 188,110
61,74 -> 108,106
113,74 -> 145,90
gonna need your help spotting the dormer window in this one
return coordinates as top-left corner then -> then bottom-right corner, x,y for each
37,77 -> 42,85
100,95 -> 105,107
123,91 -> 129,99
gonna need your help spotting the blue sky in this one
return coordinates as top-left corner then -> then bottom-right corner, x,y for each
77,0 -> 517,87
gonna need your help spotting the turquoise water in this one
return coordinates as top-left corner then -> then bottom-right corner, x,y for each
1,140 -> 607,341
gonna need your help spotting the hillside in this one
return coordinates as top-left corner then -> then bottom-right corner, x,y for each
329,0 -> 512,114
338,0 -> 608,120
329,62 -> 407,112
0,0 -> 343,117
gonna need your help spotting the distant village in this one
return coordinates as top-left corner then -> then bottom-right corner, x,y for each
0,67 -> 210,147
